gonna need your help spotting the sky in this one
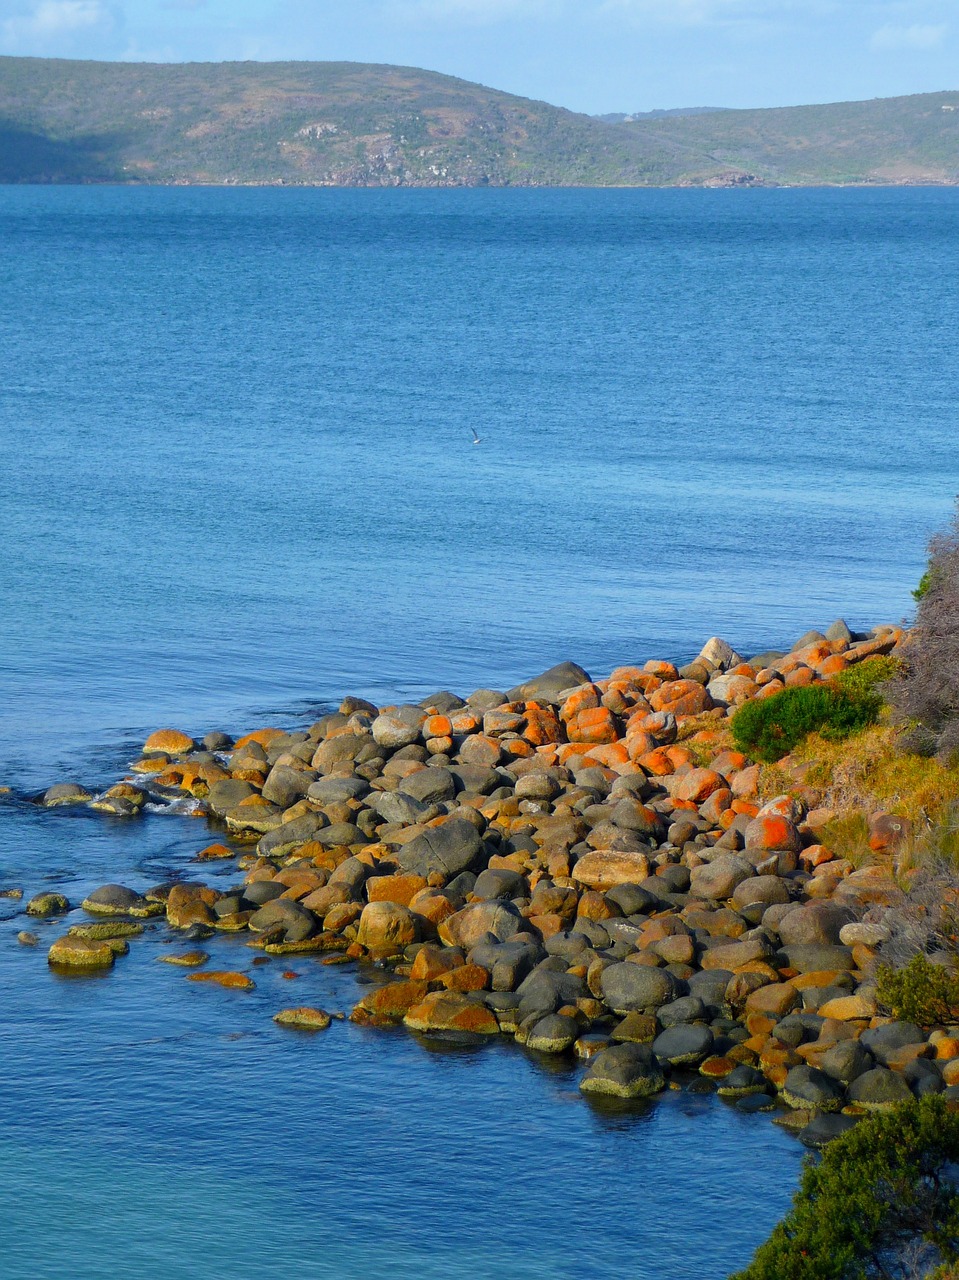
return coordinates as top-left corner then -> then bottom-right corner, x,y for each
0,0 -> 955,115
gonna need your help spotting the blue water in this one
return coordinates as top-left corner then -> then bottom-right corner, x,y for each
3,184 -> 959,1276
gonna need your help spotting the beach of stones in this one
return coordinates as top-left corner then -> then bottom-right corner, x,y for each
21,619 -> 945,1149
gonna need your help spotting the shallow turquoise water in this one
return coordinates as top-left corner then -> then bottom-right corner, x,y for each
3,184 -> 959,1276
0,802 -> 802,1280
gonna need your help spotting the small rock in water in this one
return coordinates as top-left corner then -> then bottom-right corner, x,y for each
186,970 -> 255,990
273,1007 -> 332,1030
26,892 -> 70,917
17,931 -> 39,947
0,888 -> 23,899
158,950 -> 209,967
48,935 -> 115,969
41,783 -> 92,808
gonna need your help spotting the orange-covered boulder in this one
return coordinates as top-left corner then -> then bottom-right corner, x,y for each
366,874 -> 428,907
649,680 -> 712,717
670,768 -> 726,804
566,706 -> 620,745
143,729 -> 195,755
403,991 -> 499,1036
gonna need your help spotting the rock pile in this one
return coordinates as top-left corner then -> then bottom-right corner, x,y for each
40,621 -> 951,1144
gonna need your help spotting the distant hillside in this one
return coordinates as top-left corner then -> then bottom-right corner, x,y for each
0,57 -> 957,187
0,57 -> 685,186
619,92 -> 959,186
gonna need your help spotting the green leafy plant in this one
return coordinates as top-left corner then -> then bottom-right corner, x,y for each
914,569 -> 933,603
731,684 -> 881,764
876,953 -> 959,1027
731,1096 -> 959,1280
832,654 -> 901,701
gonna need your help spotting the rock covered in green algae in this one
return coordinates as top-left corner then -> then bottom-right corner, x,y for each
26,892 -> 70,916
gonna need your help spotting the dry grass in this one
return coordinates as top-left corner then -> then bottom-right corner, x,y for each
758,723 -> 959,826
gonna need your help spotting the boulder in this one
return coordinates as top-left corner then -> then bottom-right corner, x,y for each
439,900 -> 525,950
848,1067 -> 913,1111
403,991 -> 500,1036
527,1014 -> 580,1054
48,935 -> 115,968
401,768 -> 457,805
307,775 -> 369,804
248,899 -> 319,944
261,764 -> 314,808
579,1043 -> 666,1099
689,855 -> 754,901
81,884 -> 161,918
777,902 -> 857,947
781,1065 -> 845,1112
601,963 -> 678,1014
395,820 -> 484,880
355,902 -> 420,950
506,661 -> 592,705
572,849 -> 651,890
652,1024 -> 713,1066
371,713 -> 422,750
41,783 -> 91,808
26,892 -> 70,916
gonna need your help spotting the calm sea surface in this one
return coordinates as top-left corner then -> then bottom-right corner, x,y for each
3,185 -> 959,1277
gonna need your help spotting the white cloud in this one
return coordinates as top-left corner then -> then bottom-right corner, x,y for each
1,0 -> 115,47
870,22 -> 947,51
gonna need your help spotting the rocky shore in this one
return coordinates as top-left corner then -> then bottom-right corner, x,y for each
27,619 -> 949,1148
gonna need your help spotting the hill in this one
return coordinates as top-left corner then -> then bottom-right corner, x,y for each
0,57 -> 684,186
0,56 -> 957,187
619,92 -> 959,186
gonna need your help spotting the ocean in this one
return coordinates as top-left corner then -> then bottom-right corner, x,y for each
2,184 -> 958,1277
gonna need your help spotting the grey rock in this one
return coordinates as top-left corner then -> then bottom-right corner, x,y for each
506,661 -> 593,706
261,764 -> 314,809
527,1013 -> 580,1053
847,1067 -> 913,1110
242,880 -> 287,906
781,1065 -> 845,1112
472,868 -> 526,901
860,1022 -> 926,1065
579,1042 -> 666,1098
207,778 -> 256,818
248,899 -> 317,943
370,790 -> 431,826
257,812 -> 327,858
690,855 -> 754,901
42,782 -> 91,807
601,963 -> 679,1014
307,775 -> 370,804
779,944 -> 855,973
777,902 -> 857,948
657,995 -> 706,1027
401,768 -> 457,805
653,1023 -> 713,1066
469,938 -> 542,991
800,1113 -> 859,1148
818,1039 -> 873,1085
396,819 -> 484,880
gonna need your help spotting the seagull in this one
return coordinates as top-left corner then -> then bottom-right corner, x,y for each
471,429 -> 483,445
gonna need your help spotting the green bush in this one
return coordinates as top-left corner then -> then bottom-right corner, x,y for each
731,1096 -> 959,1280
832,654 -> 901,701
876,953 -> 959,1027
731,684 -> 881,763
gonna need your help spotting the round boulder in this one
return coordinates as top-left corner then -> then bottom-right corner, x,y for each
579,1042 -> 666,1099
356,902 -> 420,951
601,963 -> 679,1014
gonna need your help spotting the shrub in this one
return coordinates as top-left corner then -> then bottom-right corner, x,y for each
875,857 -> 959,972
876,953 -> 959,1027
731,1096 -> 959,1280
732,684 -> 881,764
833,654 -> 902,702
890,501 -> 959,761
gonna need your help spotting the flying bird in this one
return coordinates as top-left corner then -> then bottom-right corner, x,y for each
471,429 -> 483,445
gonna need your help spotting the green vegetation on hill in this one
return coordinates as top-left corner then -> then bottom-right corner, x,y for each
0,56 -> 957,187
